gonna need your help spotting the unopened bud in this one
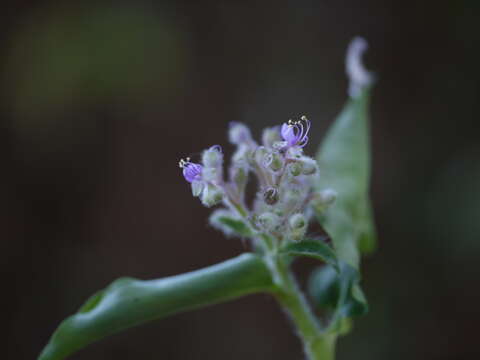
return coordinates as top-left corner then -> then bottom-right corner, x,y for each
265,152 -> 284,172
254,146 -> 269,165
288,213 -> 307,241
230,164 -> 248,192
201,184 -> 223,207
191,180 -> 204,197
300,157 -> 318,175
258,212 -> 280,231
312,188 -> 337,213
289,213 -> 307,230
262,126 -> 281,148
229,122 -> 253,145
263,187 -> 279,205
288,162 -> 303,177
202,167 -> 219,182
319,188 -> 337,205
286,146 -> 303,159
232,144 -> 253,163
202,145 -> 223,168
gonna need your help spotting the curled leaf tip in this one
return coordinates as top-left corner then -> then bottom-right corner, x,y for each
346,36 -> 373,98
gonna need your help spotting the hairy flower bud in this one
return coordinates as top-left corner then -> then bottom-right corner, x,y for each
265,152 -> 284,172
312,188 -> 337,213
287,161 -> 303,177
229,122 -> 253,145
258,212 -> 280,232
254,146 -> 269,166
262,126 -> 281,148
232,144 -> 254,163
288,213 -> 307,241
202,167 -> 219,182
230,164 -> 248,193
201,184 -> 223,207
300,157 -> 318,175
263,187 -> 279,205
202,145 -> 223,168
319,188 -> 337,205
191,180 -> 204,197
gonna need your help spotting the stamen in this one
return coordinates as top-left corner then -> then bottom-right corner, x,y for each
178,157 -> 191,168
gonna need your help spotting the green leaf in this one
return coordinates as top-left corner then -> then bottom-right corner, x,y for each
217,216 -> 253,237
308,261 -> 368,327
38,253 -> 274,360
316,88 -> 376,267
282,238 -> 338,269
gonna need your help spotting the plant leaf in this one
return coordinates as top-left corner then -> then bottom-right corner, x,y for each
38,253 -> 274,360
315,88 -> 376,267
282,238 -> 338,269
217,216 -> 253,237
308,261 -> 368,327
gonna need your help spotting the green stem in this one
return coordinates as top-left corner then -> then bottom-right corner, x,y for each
269,255 -> 337,360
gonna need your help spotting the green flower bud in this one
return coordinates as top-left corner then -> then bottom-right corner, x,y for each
202,145 -> 223,168
319,188 -> 337,205
201,184 -> 223,207
254,146 -> 269,165
288,162 -> 303,177
289,213 -> 307,229
258,212 -> 280,232
265,152 -> 284,172
232,144 -> 254,163
202,167 -> 219,182
300,157 -> 318,175
262,126 -> 281,148
229,122 -> 253,145
230,164 -> 248,193
191,180 -> 204,197
288,213 -> 307,241
312,188 -> 337,213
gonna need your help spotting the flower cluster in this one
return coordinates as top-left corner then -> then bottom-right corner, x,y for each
179,117 -> 337,246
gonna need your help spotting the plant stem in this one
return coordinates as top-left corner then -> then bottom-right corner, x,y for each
269,255 -> 337,360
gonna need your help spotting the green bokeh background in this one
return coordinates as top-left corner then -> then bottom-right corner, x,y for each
2,1 -> 479,359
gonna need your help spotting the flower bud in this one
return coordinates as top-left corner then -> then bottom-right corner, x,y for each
262,126 -> 281,148
300,157 -> 318,175
286,146 -> 303,159
201,184 -> 223,207
287,161 -> 303,177
263,187 -> 279,205
254,146 -> 269,165
312,188 -> 337,213
202,145 -> 223,168
230,164 -> 248,193
289,213 -> 306,230
202,167 -> 219,182
265,152 -> 284,172
319,188 -> 337,205
288,213 -> 307,241
229,122 -> 253,145
258,212 -> 280,232
232,144 -> 253,163
191,180 -> 204,197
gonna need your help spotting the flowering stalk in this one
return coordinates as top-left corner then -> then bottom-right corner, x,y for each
178,36 -> 373,360
179,116 -> 340,358
37,37 -> 375,360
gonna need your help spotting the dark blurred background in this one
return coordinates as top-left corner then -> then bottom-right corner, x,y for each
2,1 -> 480,359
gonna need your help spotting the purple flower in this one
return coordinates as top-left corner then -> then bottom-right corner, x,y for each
280,116 -> 311,148
179,158 -> 203,183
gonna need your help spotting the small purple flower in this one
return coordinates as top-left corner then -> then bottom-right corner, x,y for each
280,116 -> 311,148
179,158 -> 203,183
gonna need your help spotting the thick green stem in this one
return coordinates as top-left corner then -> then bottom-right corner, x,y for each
269,255 -> 337,360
